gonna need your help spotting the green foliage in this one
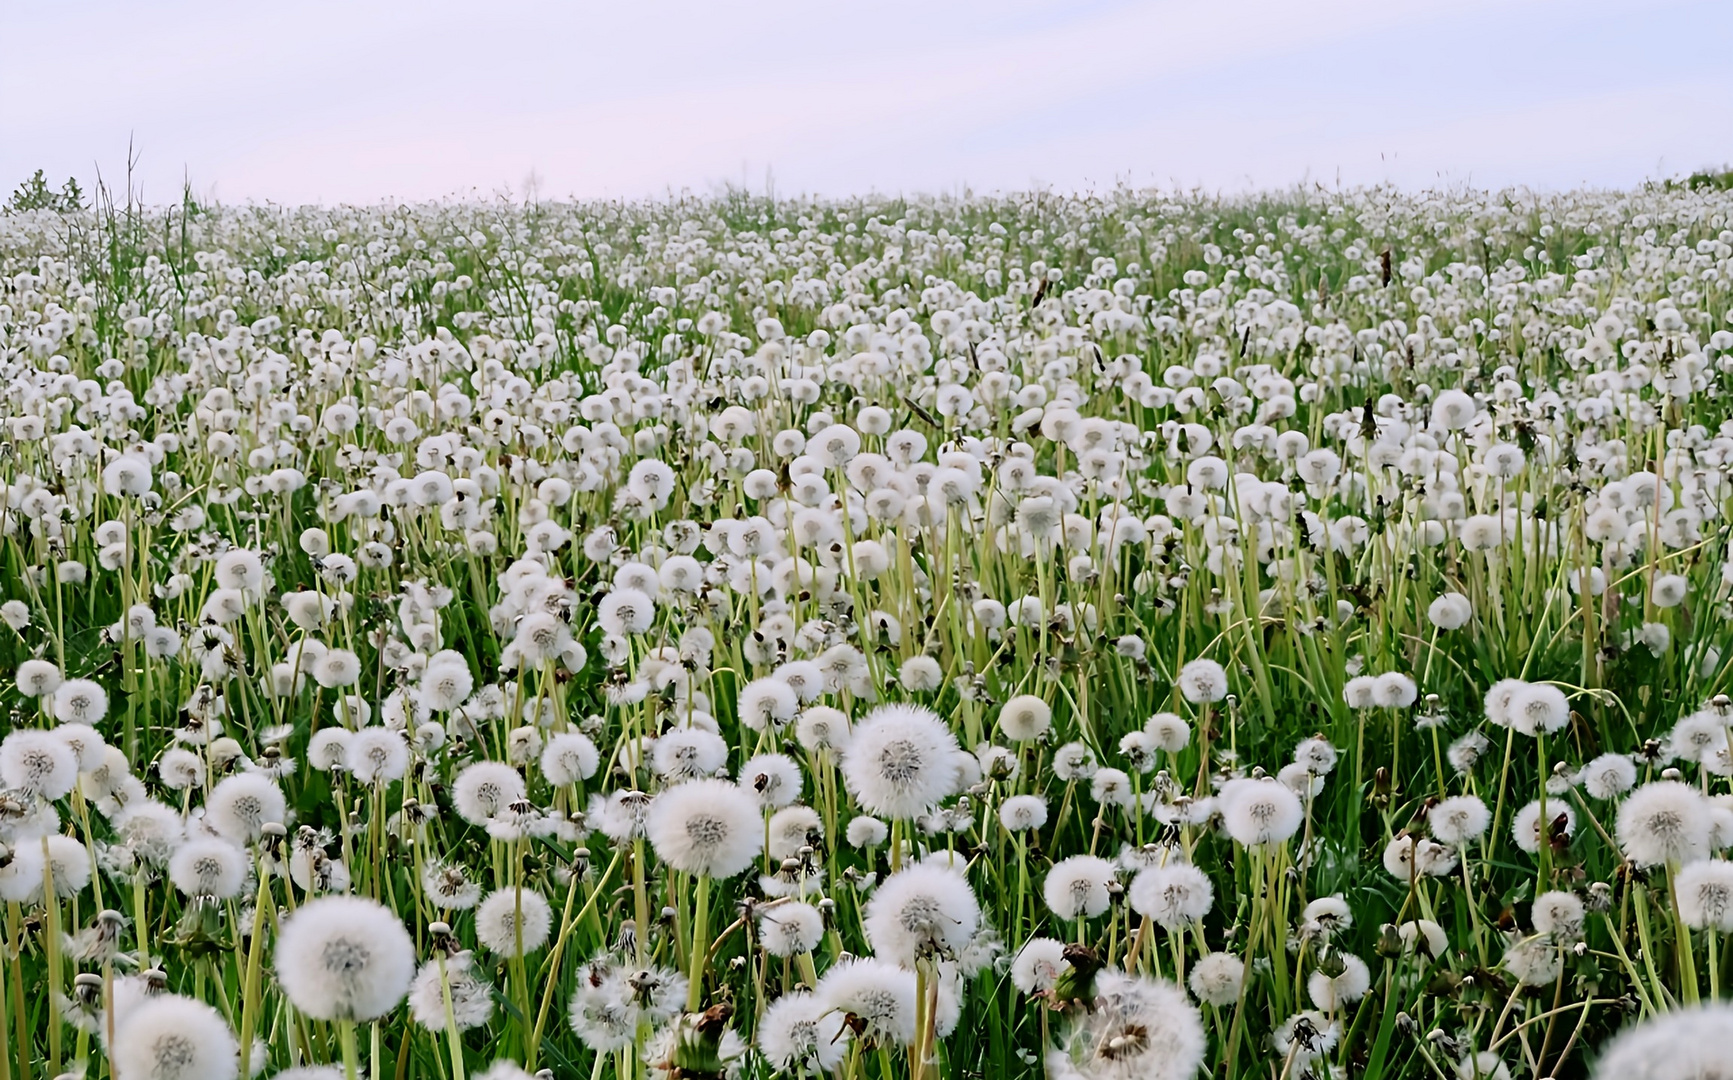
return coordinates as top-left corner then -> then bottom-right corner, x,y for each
4,169 -> 85,214
1686,168 -> 1733,192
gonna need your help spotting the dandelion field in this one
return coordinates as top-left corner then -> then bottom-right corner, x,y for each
2,181 -> 1733,1080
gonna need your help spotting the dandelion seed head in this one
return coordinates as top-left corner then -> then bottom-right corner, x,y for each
997,695 -> 1052,742
274,896 -> 415,1022
846,815 -> 889,849
452,762 -> 526,827
645,777 -> 762,878
1176,659 -> 1228,704
1046,971 -> 1204,1080
739,753 -> 802,808
205,774 -> 287,844
1579,752 -> 1638,799
52,678 -> 109,725
15,659 -> 61,698
539,731 -> 600,787
111,994 -> 238,1080
1618,780 -> 1712,868
1501,934 -> 1562,987
841,704 -> 960,820
1052,741 -> 1098,781
759,901 -> 826,957
758,989 -> 850,1073
816,957 -> 917,1048
1591,1003 -> 1733,1079
475,887 -> 552,956
1188,951 -> 1245,1006
1043,855 -> 1117,921
1306,953 -> 1371,1010
1011,937 -> 1066,995
1429,795 -> 1492,845
1506,682 -> 1571,737
999,794 -> 1048,832
0,729 -> 78,800
1128,861 -> 1213,929
1271,1010 -> 1340,1066
168,837 -> 248,900
1512,798 -> 1575,856
1532,889 -> 1585,940
1146,712 -> 1191,754
1219,778 -> 1304,847
407,951 -> 493,1033
865,863 -> 982,964
345,728 -> 409,785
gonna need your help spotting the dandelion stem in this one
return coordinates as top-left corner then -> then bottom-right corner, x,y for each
687,873 -> 711,1012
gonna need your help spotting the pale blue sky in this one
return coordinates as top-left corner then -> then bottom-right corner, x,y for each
3,0 -> 1730,204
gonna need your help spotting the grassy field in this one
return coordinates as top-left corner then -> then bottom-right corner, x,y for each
1,179 -> 1732,1079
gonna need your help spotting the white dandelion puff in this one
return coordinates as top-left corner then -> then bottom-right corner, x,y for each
1590,1004 -> 1733,1079
1617,780 -> 1711,868
1188,952 -> 1245,1006
475,887 -> 552,956
757,990 -> 849,1073
758,901 -> 825,958
1011,938 -> 1066,995
816,957 -> 917,1048
841,704 -> 960,820
274,896 -> 415,1022
15,660 -> 61,698
1220,778 -> 1304,847
168,837 -> 249,900
1045,970 -> 1204,1080
0,730 -> 79,800
111,994 -> 238,1080
997,695 -> 1052,742
1512,799 -> 1575,856
864,863 -> 982,964
452,762 -> 527,827
52,678 -> 109,725
407,950 -> 493,1032
1579,753 -> 1638,800
1043,855 -> 1118,920
204,774 -> 287,844
645,777 -> 763,878
1176,659 -> 1228,703
1128,861 -> 1214,929
1307,954 -> 1371,1011
1428,795 -> 1492,845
